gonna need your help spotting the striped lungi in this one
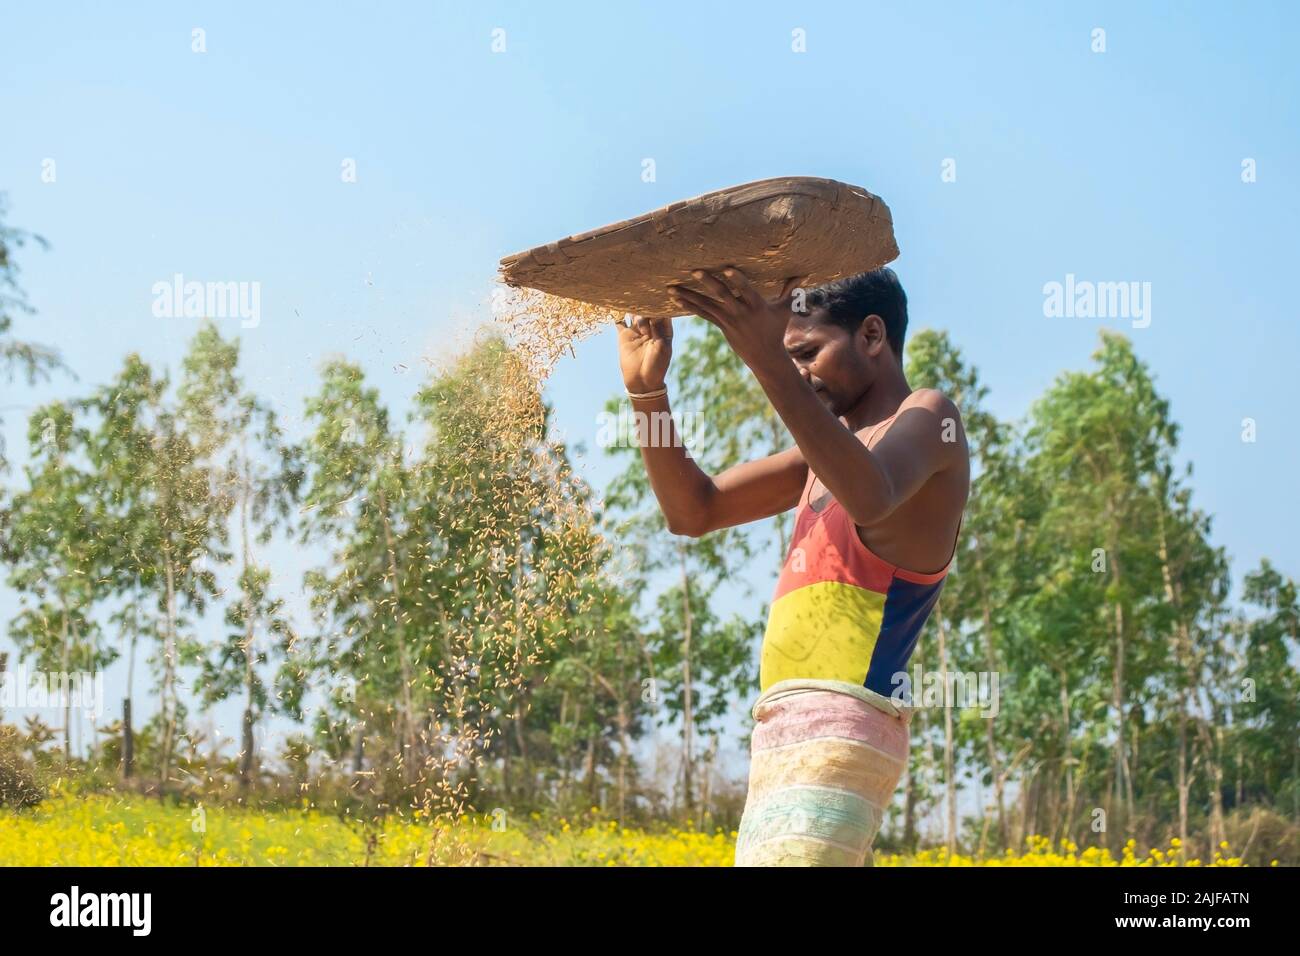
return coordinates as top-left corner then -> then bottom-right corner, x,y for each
734,678 -> 913,867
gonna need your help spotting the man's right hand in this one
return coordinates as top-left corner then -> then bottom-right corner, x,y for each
615,314 -> 673,392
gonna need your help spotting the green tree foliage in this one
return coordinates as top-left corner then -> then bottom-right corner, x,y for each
179,322 -> 302,792
298,335 -> 605,816
0,195 -> 64,471
79,355 -> 228,790
4,402 -> 114,760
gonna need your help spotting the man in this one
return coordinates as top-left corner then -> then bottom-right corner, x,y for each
614,266 -> 969,866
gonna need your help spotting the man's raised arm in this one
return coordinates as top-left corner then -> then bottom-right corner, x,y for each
615,314 -> 806,537
665,270 -> 962,529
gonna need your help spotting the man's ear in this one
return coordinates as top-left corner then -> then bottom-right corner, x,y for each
860,314 -> 887,357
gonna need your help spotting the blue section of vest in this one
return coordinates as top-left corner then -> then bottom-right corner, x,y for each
864,576 -> 946,697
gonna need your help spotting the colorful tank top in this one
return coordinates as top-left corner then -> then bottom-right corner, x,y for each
759,413 -> 957,698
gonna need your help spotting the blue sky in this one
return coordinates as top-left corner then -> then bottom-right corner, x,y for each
2,2 -> 1297,796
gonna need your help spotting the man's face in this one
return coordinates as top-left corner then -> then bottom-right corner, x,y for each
782,308 -> 879,416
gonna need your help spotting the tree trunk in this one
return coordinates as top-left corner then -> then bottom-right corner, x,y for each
501,718 -> 512,802
1157,514 -> 1193,849
902,761 -> 916,850
239,468 -> 256,793
616,653 -> 630,827
679,544 -> 695,815
1157,503 -> 1224,855
89,625 -> 100,761
239,705 -> 255,794
351,724 -> 365,775
122,698 -> 134,780
1015,765 -> 1034,850
124,619 -> 137,780
59,608 -> 71,763
1200,722 -> 1226,851
699,735 -> 716,827
1110,569 -> 1129,835
1058,668 -> 1076,846
376,487 -> 415,785
937,599 -> 957,854
513,698 -> 530,801
159,554 -> 178,792
584,733 -> 598,804
973,540 -> 1007,848
1177,697 -> 1190,847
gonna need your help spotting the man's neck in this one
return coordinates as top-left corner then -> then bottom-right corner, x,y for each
841,369 -> 912,433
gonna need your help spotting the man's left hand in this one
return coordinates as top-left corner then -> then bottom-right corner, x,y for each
667,268 -> 806,374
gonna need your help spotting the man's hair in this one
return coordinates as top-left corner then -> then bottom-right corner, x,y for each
806,267 -> 908,358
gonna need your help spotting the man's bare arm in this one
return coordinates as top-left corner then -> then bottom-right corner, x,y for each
629,390 -> 806,536
665,270 -> 963,529
752,368 -> 961,528
614,295 -> 810,539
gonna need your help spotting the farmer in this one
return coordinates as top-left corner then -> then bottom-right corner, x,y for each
614,266 -> 969,866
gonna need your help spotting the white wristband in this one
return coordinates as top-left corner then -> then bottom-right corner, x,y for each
627,386 -> 668,401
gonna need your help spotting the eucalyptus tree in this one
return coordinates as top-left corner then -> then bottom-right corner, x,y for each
1148,459 -> 1231,852
298,357 -> 417,790
179,322 -> 302,792
80,354 -> 227,790
1024,332 -> 1179,844
1239,562 -> 1300,825
4,401 -> 114,760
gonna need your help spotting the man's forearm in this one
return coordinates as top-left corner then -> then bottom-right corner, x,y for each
750,357 -> 892,523
628,393 -> 714,534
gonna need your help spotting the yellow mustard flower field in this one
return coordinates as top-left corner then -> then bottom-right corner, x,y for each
0,792 -> 1268,866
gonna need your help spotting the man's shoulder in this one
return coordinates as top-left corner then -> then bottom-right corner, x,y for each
900,387 -> 961,421
850,389 -> 963,441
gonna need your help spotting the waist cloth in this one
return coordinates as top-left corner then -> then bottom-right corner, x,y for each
734,678 -> 914,867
